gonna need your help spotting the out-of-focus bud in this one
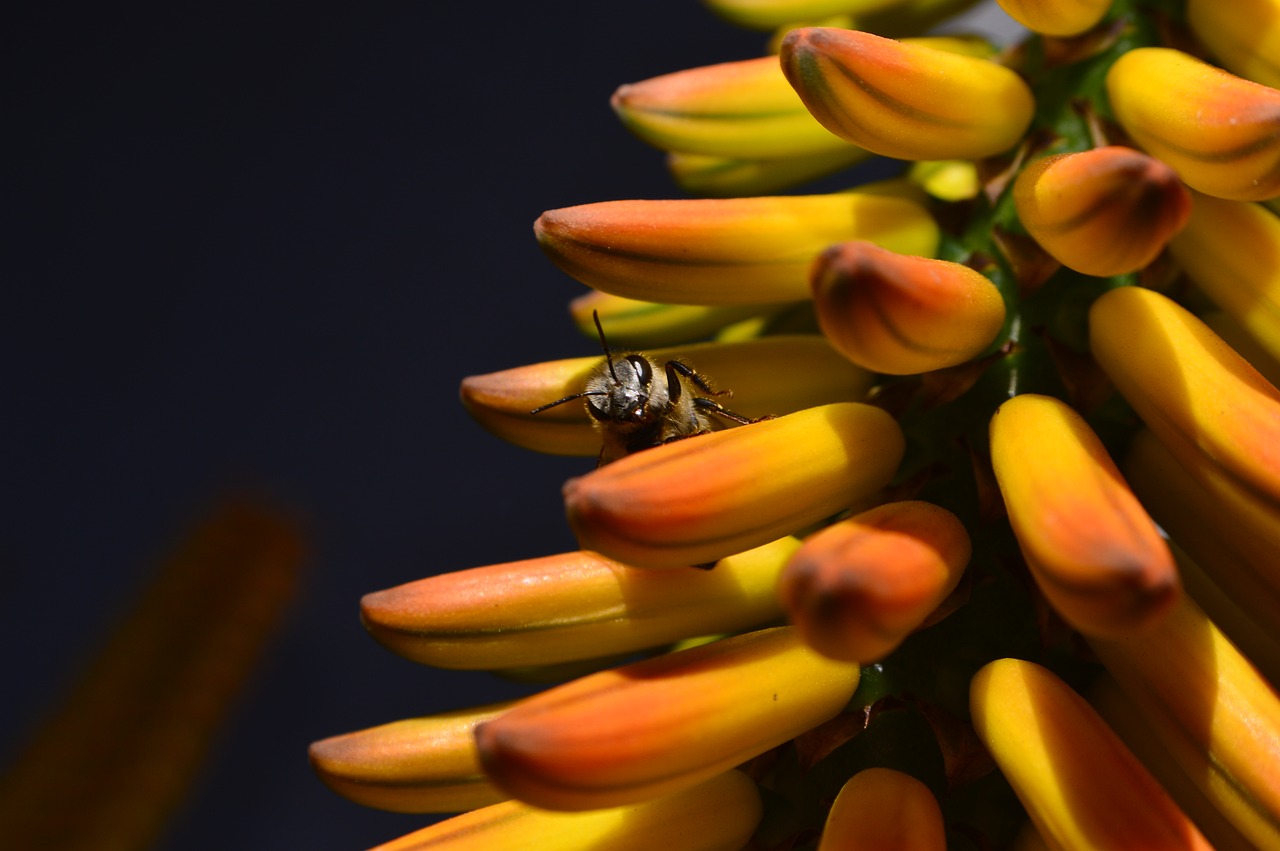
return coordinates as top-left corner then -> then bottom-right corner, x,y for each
369,770 -> 763,851
1187,0 -> 1280,88
1107,48 -> 1280,201
817,767 -> 946,850
564,402 -> 905,568
970,658 -> 1213,851
308,702 -> 513,813
666,148 -> 869,197
1167,191 -> 1280,362
996,0 -> 1110,35
1013,146 -> 1191,276
534,193 -> 938,305
779,28 -> 1034,161
988,394 -> 1179,637
810,240 -> 1006,374
475,626 -> 859,810
567,291 -> 768,349
778,500 -> 970,663
704,0 -> 901,29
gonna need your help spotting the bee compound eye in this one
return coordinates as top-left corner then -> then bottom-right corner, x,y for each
625,355 -> 652,386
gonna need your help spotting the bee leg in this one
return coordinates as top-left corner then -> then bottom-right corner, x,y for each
693,396 -> 774,425
666,360 -> 731,398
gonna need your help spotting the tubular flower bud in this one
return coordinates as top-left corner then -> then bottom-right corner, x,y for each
369,770 -> 762,851
461,335 -> 874,457
1088,285 -> 1280,510
704,0 -> 902,29
1013,147 -> 1192,277
988,394 -> 1179,637
564,402 -> 905,568
359,538 -> 800,669
810,240 -> 1006,374
1187,0 -> 1280,89
567,291 -> 767,350
817,767 -> 946,851
611,55 -> 854,160
969,659 -> 1214,851
475,626 -> 859,810
995,0 -> 1110,36
308,702 -> 513,814
1088,592 -> 1280,851
666,148 -> 869,197
534,193 -> 939,306
1167,191 -> 1280,362
779,500 -> 970,663
779,28 -> 1034,161
1106,48 -> 1280,201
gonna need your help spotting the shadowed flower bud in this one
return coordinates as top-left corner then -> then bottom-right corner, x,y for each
308,702 -> 513,813
779,500 -> 970,663
1168,191 -> 1280,362
810,241 -> 1006,374
534,193 -> 939,305
1013,146 -> 1191,276
704,0 -> 903,29
1187,0 -> 1280,88
564,402 -> 905,568
818,767 -> 946,851
1107,48 -> 1280,201
989,394 -> 1179,637
666,148 -> 870,197
368,770 -> 762,851
996,0 -> 1110,36
779,28 -> 1034,161
970,659 -> 1213,851
475,626 -> 859,810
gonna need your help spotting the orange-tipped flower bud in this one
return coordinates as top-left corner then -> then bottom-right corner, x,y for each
534,193 -> 938,306
564,402 -> 905,569
1013,146 -> 1191,276
475,626 -> 859,811
779,500 -> 970,663
996,0 -> 1110,36
779,28 -> 1034,161
1187,0 -> 1280,89
989,394 -> 1179,637
818,767 -> 946,851
810,241 -> 1006,374
1107,48 -> 1280,201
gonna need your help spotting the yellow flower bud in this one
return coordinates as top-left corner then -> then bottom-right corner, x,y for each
1106,47 -> 1280,201
810,240 -> 1006,374
996,0 -> 1110,36
1013,146 -> 1191,276
666,148 -> 869,197
818,768 -> 946,851
779,28 -> 1034,161
1187,0 -> 1280,89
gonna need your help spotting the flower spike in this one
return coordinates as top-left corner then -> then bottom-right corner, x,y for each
564,402 -> 905,569
779,500 -> 971,663
475,626 -> 859,811
779,28 -> 1034,161
817,767 -> 946,850
1106,47 -> 1280,201
810,240 -> 1006,374
1013,147 -> 1191,277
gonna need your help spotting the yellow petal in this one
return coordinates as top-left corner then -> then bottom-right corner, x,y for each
567,291 -> 769,349
1187,0 -> 1280,88
666,148 -> 870,197
996,0 -> 1110,36
564,402 -> 905,568
818,767 -> 946,851
989,394 -> 1179,637
475,626 -> 858,810
704,0 -> 905,29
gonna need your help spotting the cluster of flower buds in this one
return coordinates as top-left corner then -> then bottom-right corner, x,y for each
312,0 -> 1280,847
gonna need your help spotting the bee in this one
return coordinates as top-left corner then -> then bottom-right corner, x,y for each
531,310 -> 755,466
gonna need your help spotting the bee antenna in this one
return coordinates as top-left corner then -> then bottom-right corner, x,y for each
530,390 -> 607,415
592,309 -> 619,383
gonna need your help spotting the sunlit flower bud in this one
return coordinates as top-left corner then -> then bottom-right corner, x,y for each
817,767 -> 946,851
810,241 -> 1006,374
565,402 -> 905,568
476,626 -> 859,810
996,0 -> 1110,36
970,658 -> 1213,851
308,702 -> 513,813
1167,191 -> 1280,362
779,28 -> 1034,161
1089,285 -> 1280,509
666,148 -> 870,197
359,538 -> 800,669
1106,48 -> 1280,201
461,336 -> 874,456
1187,0 -> 1280,89
368,770 -> 762,851
611,55 -> 853,160
1013,146 -> 1191,276
779,500 -> 970,663
534,193 -> 939,305
989,393 -> 1179,637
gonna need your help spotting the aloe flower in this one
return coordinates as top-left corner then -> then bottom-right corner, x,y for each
314,1 -> 1280,848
